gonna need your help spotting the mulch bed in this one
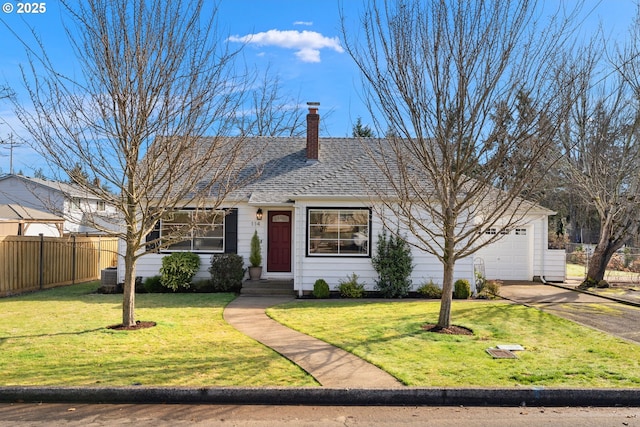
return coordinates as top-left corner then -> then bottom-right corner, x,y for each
107,321 -> 157,331
421,324 -> 473,335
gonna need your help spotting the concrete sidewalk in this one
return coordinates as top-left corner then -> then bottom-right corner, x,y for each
223,295 -> 403,388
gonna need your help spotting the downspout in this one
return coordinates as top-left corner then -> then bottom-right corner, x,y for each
295,203 -> 304,298
539,214 -> 547,280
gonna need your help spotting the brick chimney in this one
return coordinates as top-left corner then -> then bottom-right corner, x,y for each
306,102 -> 320,163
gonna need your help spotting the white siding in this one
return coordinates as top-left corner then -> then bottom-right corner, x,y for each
125,200 -> 536,292
543,250 -> 567,282
293,200 -> 474,294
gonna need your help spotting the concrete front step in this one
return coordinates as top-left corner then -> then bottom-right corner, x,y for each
241,279 -> 295,296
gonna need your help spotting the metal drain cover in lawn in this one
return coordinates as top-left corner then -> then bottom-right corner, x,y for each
486,348 -> 518,359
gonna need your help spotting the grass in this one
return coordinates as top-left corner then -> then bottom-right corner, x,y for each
267,300 -> 640,388
0,282 -> 317,387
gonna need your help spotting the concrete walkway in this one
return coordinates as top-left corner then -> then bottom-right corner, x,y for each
223,296 -> 403,388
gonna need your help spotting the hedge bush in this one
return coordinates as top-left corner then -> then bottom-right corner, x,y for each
417,281 -> 442,299
313,279 -> 330,298
209,253 -> 245,292
160,252 -> 200,291
453,279 -> 471,299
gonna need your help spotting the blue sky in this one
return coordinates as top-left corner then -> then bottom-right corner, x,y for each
0,0 -> 636,176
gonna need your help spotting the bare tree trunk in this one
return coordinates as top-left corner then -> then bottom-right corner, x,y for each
438,255 -> 456,329
583,226 -> 623,287
122,246 -> 136,327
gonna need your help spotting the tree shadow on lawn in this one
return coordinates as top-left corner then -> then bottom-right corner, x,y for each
0,327 -> 106,343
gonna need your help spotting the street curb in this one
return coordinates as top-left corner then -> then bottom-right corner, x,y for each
1,386 -> 639,407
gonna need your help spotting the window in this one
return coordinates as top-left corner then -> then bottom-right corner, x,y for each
485,228 -> 497,235
307,208 -> 370,256
97,200 -> 106,211
70,198 -> 81,211
515,228 -> 527,236
161,210 -> 225,252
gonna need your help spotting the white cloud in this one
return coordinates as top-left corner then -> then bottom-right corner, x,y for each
228,29 -> 344,63
293,21 -> 313,26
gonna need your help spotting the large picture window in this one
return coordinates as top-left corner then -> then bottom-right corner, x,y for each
161,210 -> 225,252
307,208 -> 370,256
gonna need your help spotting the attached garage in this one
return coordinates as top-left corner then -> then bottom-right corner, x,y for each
476,227 -> 532,280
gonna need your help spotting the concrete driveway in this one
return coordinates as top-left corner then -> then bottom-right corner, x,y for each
499,281 -> 640,343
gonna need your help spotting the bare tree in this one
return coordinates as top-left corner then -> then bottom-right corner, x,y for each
12,0 -> 264,327
559,17 -> 640,287
235,66 -> 307,137
342,0 -> 582,329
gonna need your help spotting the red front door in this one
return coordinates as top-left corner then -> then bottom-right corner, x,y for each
267,211 -> 292,272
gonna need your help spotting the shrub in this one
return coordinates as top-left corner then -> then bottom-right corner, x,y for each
249,230 -> 262,267
143,275 -> 166,293
477,280 -> 501,299
191,279 -> 215,293
160,252 -> 200,291
453,279 -> 471,299
372,229 -> 414,298
417,281 -> 442,299
209,253 -> 245,292
337,273 -> 365,298
313,279 -> 330,298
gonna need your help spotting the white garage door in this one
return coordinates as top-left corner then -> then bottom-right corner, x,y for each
476,227 -> 531,280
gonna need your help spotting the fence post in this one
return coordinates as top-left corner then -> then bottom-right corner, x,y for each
72,234 -> 76,285
39,233 -> 44,290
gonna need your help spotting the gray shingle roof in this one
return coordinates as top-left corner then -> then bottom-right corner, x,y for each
0,204 -> 64,221
0,174 -> 99,199
226,137 -> 397,204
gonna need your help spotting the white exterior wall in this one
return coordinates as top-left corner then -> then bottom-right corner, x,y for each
292,200 -> 474,295
126,200 -> 476,291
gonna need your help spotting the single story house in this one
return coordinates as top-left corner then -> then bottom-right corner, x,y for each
124,105 -> 565,295
0,174 -> 117,235
0,204 -> 64,236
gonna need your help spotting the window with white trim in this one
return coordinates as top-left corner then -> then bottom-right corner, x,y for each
307,208 -> 370,256
161,210 -> 225,252
515,228 -> 527,235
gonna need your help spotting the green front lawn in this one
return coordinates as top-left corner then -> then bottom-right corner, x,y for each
0,282 -> 316,387
2,283 -> 639,388
268,300 -> 640,388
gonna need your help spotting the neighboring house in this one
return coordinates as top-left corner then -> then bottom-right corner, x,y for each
127,106 -> 565,295
0,204 -> 64,236
0,174 -> 116,235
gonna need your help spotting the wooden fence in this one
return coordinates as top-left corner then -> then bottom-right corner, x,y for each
0,235 -> 119,296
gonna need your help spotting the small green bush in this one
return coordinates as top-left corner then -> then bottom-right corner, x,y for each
338,273 -> 365,298
160,252 -> 201,291
143,275 -> 166,293
453,279 -> 471,299
209,253 -> 245,292
249,230 -> 262,267
313,279 -> 330,298
417,281 -> 442,299
477,280 -> 501,299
